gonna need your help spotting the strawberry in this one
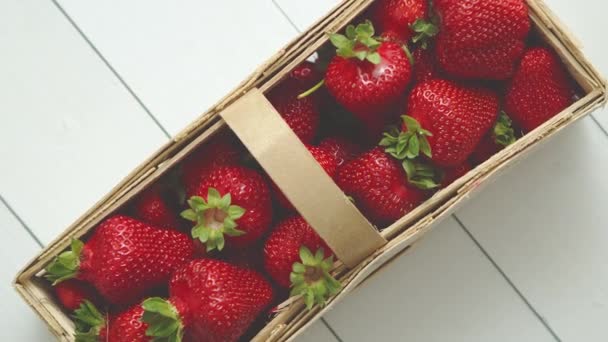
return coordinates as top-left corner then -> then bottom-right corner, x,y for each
371,0 -> 434,43
45,216 -> 194,306
54,279 -> 97,311
336,147 -> 426,226
319,137 -> 362,167
263,216 -> 340,309
505,47 -> 575,132
412,45 -> 441,84
268,62 -> 321,144
470,111 -> 517,165
273,145 -> 340,211
324,21 -> 412,137
435,0 -> 530,80
72,301 -> 148,342
182,133 -> 242,197
406,79 -> 499,167
182,166 -> 273,251
141,259 -> 274,342
440,162 -> 472,188
132,184 -> 179,229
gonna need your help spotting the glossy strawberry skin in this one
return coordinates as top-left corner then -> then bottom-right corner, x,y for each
435,0 -> 530,80
505,47 -> 575,132
336,147 -> 426,226
325,42 -> 412,136
100,304 -> 149,342
193,166 -> 273,247
263,216 -> 333,288
273,145 -> 340,211
407,79 -> 499,167
182,134 -> 242,197
319,137 -> 362,167
54,280 -> 96,311
371,0 -> 428,42
132,185 -> 179,229
168,259 -> 274,342
79,215 -> 195,306
268,62 -> 322,144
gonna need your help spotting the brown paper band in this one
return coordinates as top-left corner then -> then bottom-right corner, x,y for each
220,88 -> 386,268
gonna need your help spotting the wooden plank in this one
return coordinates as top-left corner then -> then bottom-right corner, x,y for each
55,0 -> 299,135
324,217 -> 556,342
0,0 -> 168,244
0,202 -> 54,340
456,117 -> 608,341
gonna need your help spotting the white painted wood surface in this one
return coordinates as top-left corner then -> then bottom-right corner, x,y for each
0,0 -> 607,341
0,202 -> 54,341
325,217 -> 556,342
55,0 -> 299,135
0,0 -> 167,244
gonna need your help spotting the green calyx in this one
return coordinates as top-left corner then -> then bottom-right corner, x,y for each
181,187 -> 246,252
45,239 -> 84,285
329,20 -> 382,64
142,297 -> 184,342
493,111 -> 517,147
73,300 -> 106,342
379,116 -> 439,190
290,247 -> 341,311
411,18 -> 439,49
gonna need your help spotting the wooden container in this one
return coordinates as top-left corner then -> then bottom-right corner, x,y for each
14,0 -> 606,341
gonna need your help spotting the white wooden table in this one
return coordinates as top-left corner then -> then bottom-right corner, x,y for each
1,1 -> 606,341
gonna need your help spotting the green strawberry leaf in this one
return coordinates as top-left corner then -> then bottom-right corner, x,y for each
142,298 -> 184,342
290,247 -> 341,311
493,111 -> 517,147
45,239 -> 84,285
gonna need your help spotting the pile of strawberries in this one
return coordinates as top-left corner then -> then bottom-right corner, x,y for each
45,0 -> 577,341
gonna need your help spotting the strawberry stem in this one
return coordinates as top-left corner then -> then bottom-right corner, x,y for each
493,111 -> 517,147
73,300 -> 106,342
411,18 -> 439,49
289,247 -> 341,311
45,239 -> 84,285
380,116 -> 440,190
141,297 -> 184,342
297,79 -> 325,99
181,188 -> 246,252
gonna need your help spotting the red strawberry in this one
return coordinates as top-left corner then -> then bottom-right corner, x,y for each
407,79 -> 499,167
182,166 -> 273,251
324,21 -> 412,137
440,162 -> 472,188
54,279 -> 97,311
268,62 -> 321,144
182,134 -> 242,197
412,45 -> 441,84
141,259 -> 274,342
45,216 -> 194,306
336,147 -> 426,226
371,0 -> 432,42
435,0 -> 530,80
263,216 -> 340,309
505,47 -> 575,132
73,301 -> 148,342
470,111 -> 517,165
132,185 -> 179,229
273,145 -> 340,211
319,137 -> 362,167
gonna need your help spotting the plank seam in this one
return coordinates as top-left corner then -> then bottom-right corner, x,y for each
50,0 -> 172,139
0,195 -> 44,248
591,114 -> 608,138
452,214 -> 562,342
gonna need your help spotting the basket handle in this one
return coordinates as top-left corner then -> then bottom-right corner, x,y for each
220,88 -> 386,268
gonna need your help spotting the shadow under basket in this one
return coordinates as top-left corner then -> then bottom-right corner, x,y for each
14,0 -> 607,341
